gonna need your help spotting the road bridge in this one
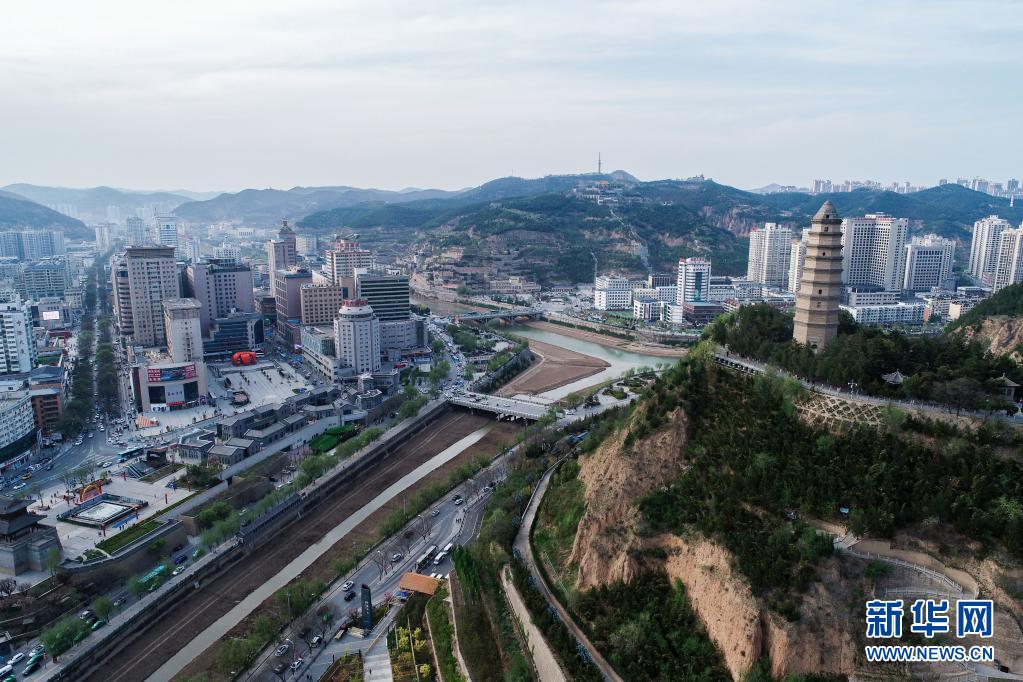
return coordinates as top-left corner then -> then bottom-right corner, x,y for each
448,391 -> 553,420
454,307 -> 544,323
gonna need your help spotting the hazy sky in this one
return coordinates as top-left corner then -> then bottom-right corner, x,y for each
2,0 -> 1021,192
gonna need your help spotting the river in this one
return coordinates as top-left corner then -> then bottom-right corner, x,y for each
151,425 -> 494,681
505,325 -> 676,399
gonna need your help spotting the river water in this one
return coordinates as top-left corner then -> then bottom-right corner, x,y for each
152,425 -> 494,681
505,325 -> 677,399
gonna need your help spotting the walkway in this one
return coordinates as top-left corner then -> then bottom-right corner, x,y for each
363,631 -> 394,682
712,351 -> 1016,424
501,566 -> 566,682
513,460 -> 623,682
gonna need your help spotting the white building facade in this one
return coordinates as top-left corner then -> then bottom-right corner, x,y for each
676,258 -> 711,304
993,227 -> 1023,292
747,223 -> 792,288
903,234 -> 956,291
333,299 -> 381,373
0,299 -> 36,376
968,215 -> 1012,285
841,214 -> 908,291
788,236 -> 807,293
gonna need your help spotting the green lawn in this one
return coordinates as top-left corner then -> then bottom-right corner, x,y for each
95,518 -> 163,554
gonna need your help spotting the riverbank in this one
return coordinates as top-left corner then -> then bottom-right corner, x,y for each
523,320 -> 689,358
497,339 -> 609,397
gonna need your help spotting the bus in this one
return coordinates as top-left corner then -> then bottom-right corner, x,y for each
415,544 -> 438,572
140,565 -> 167,592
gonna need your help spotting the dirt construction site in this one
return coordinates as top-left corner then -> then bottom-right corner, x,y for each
92,409 -> 520,682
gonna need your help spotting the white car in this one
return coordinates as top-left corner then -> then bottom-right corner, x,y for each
341,580 -> 355,591
99,461 -> 113,468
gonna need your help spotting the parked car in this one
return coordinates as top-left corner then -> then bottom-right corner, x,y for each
8,654 -> 24,666
310,635 -> 322,647
290,658 -> 304,671
391,553 -> 403,562
274,643 -> 290,657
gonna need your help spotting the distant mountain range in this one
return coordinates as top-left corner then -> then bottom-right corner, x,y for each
0,190 -> 90,238
0,184 -> 191,224
173,186 -> 462,224
296,176 -> 1022,283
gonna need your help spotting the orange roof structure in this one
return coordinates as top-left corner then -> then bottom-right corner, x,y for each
398,572 -> 441,596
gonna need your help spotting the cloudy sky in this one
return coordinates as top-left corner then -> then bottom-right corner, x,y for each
2,1 -> 1021,192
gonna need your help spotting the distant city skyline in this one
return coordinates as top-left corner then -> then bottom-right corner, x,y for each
2,1 -> 1021,191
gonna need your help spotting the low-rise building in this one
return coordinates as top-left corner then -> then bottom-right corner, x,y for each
840,302 -> 926,326
0,496 -> 61,576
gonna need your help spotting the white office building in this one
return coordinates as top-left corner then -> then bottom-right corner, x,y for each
593,276 -> 632,311
841,214 -> 908,291
333,299 -> 381,373
0,381 -> 35,452
993,228 -> 1023,292
747,223 -> 792,288
788,235 -> 808,293
156,216 -> 180,256
903,234 -> 956,291
969,216 -> 1013,285
214,243 -> 241,262
676,258 -> 711,304
0,298 -> 36,375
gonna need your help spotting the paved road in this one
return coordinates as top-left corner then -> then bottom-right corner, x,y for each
513,459 -> 623,682
247,463 -> 500,681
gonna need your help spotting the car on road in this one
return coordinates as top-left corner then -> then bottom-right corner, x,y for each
11,483 -> 26,492
274,643 -> 290,657
29,645 -> 44,658
174,554 -> 188,565
391,553 -> 403,562
90,619 -> 105,630
99,461 -> 112,468
290,658 -> 304,671
341,580 -> 354,591
453,497 -> 464,506
344,591 -> 357,602
172,565 -> 185,576
430,508 -> 440,517
19,473 -> 31,481
8,653 -> 24,666
310,635 -> 322,647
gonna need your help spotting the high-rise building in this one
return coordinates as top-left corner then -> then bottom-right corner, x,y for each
0,231 -> 65,260
841,214 -> 908,291
300,283 -> 351,326
112,246 -> 181,346
675,258 -> 711,304
746,223 -> 792,288
0,297 -> 36,375
296,234 -> 320,257
163,299 -> 204,363
903,234 -> 956,291
185,259 -> 256,335
324,237 -> 372,284
267,219 -> 298,296
992,228 -> 1023,292
126,216 -> 148,247
793,202 -> 844,350
21,259 -> 69,299
333,299 -> 381,373
156,216 -> 180,255
275,268 -> 312,342
95,223 -> 112,251
356,273 -> 410,321
968,215 -> 1012,285
187,237 -> 202,263
788,234 -> 807,293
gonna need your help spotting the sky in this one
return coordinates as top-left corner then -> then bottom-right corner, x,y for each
2,0 -> 1021,192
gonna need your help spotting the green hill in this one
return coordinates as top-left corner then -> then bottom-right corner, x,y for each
0,191 -> 91,238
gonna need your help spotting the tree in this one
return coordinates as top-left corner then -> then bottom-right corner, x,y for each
127,576 -> 144,599
92,596 -> 114,621
44,547 -> 63,576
